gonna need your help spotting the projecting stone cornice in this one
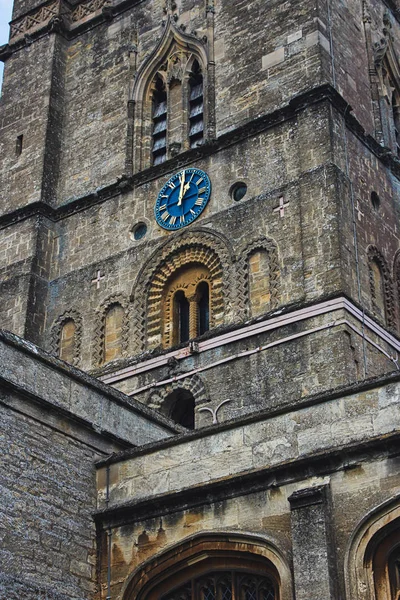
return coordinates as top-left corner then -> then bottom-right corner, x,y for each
0,84 -> 400,229
0,0 -> 144,55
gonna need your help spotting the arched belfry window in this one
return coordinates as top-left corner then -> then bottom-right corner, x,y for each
188,60 -> 204,148
152,75 -> 168,165
163,264 -> 212,347
380,59 -> 400,156
129,20 -> 216,173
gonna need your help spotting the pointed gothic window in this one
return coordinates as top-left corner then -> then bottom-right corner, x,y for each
152,76 -> 168,166
380,58 -> 400,156
188,60 -> 204,148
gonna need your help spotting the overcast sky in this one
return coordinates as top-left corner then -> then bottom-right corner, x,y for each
0,0 -> 13,89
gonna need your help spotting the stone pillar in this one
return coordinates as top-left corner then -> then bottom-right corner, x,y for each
288,485 -> 337,600
188,295 -> 199,340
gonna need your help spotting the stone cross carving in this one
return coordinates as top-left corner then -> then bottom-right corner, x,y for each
355,202 -> 365,221
91,270 -> 105,289
273,196 -> 289,218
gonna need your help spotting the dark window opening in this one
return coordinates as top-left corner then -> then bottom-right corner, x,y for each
189,60 -> 204,148
197,281 -> 209,336
371,191 -> 381,211
174,290 -> 190,344
392,91 -> 400,156
16,134 -> 23,156
152,76 -> 167,165
389,546 -> 400,599
167,389 -> 195,429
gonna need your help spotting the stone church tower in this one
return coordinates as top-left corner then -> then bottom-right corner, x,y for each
1,0 -> 400,598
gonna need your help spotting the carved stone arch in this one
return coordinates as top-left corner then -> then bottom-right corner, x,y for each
237,237 -> 281,320
129,17 -> 210,173
147,373 -> 209,412
121,531 -> 293,600
93,294 -> 129,366
345,496 -> 400,600
131,229 -> 233,352
367,245 -> 395,327
50,309 -> 82,366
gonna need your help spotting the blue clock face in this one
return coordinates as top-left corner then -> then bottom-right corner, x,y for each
154,168 -> 211,230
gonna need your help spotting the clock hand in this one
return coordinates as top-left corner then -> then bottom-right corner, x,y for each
177,170 -> 185,206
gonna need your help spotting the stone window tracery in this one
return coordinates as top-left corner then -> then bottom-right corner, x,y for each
129,21 -> 214,173
373,525 -> 400,600
380,59 -> 400,155
158,571 -> 276,600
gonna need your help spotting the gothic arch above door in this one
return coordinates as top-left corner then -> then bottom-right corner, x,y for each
122,534 -> 293,600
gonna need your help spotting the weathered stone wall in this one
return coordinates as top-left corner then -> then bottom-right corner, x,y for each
328,0 -> 400,137
107,308 -> 396,427
95,375 -> 400,600
0,35 -> 65,213
1,397 -> 105,600
0,330 -> 180,599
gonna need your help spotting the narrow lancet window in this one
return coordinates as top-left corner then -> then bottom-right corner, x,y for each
197,281 -> 209,336
188,60 -> 204,148
174,290 -> 190,344
152,76 -> 167,165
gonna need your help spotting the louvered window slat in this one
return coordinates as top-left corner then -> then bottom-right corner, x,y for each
189,63 -> 204,148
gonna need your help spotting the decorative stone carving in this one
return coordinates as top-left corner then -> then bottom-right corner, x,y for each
367,245 -> 395,328
147,373 -> 209,412
10,1 -> 59,41
131,229 -> 233,352
50,309 -> 82,366
373,10 -> 393,69
70,0 -> 110,22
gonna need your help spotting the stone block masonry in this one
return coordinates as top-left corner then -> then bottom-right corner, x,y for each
0,329 -> 181,599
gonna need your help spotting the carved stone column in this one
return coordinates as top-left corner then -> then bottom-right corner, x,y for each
288,485 -> 338,600
187,294 -> 199,340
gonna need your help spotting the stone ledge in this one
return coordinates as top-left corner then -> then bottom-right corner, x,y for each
0,329 -> 183,446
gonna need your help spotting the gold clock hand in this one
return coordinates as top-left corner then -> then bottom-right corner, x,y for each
177,170 -> 185,206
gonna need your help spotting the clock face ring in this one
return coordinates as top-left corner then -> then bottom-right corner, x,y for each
154,168 -> 211,230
